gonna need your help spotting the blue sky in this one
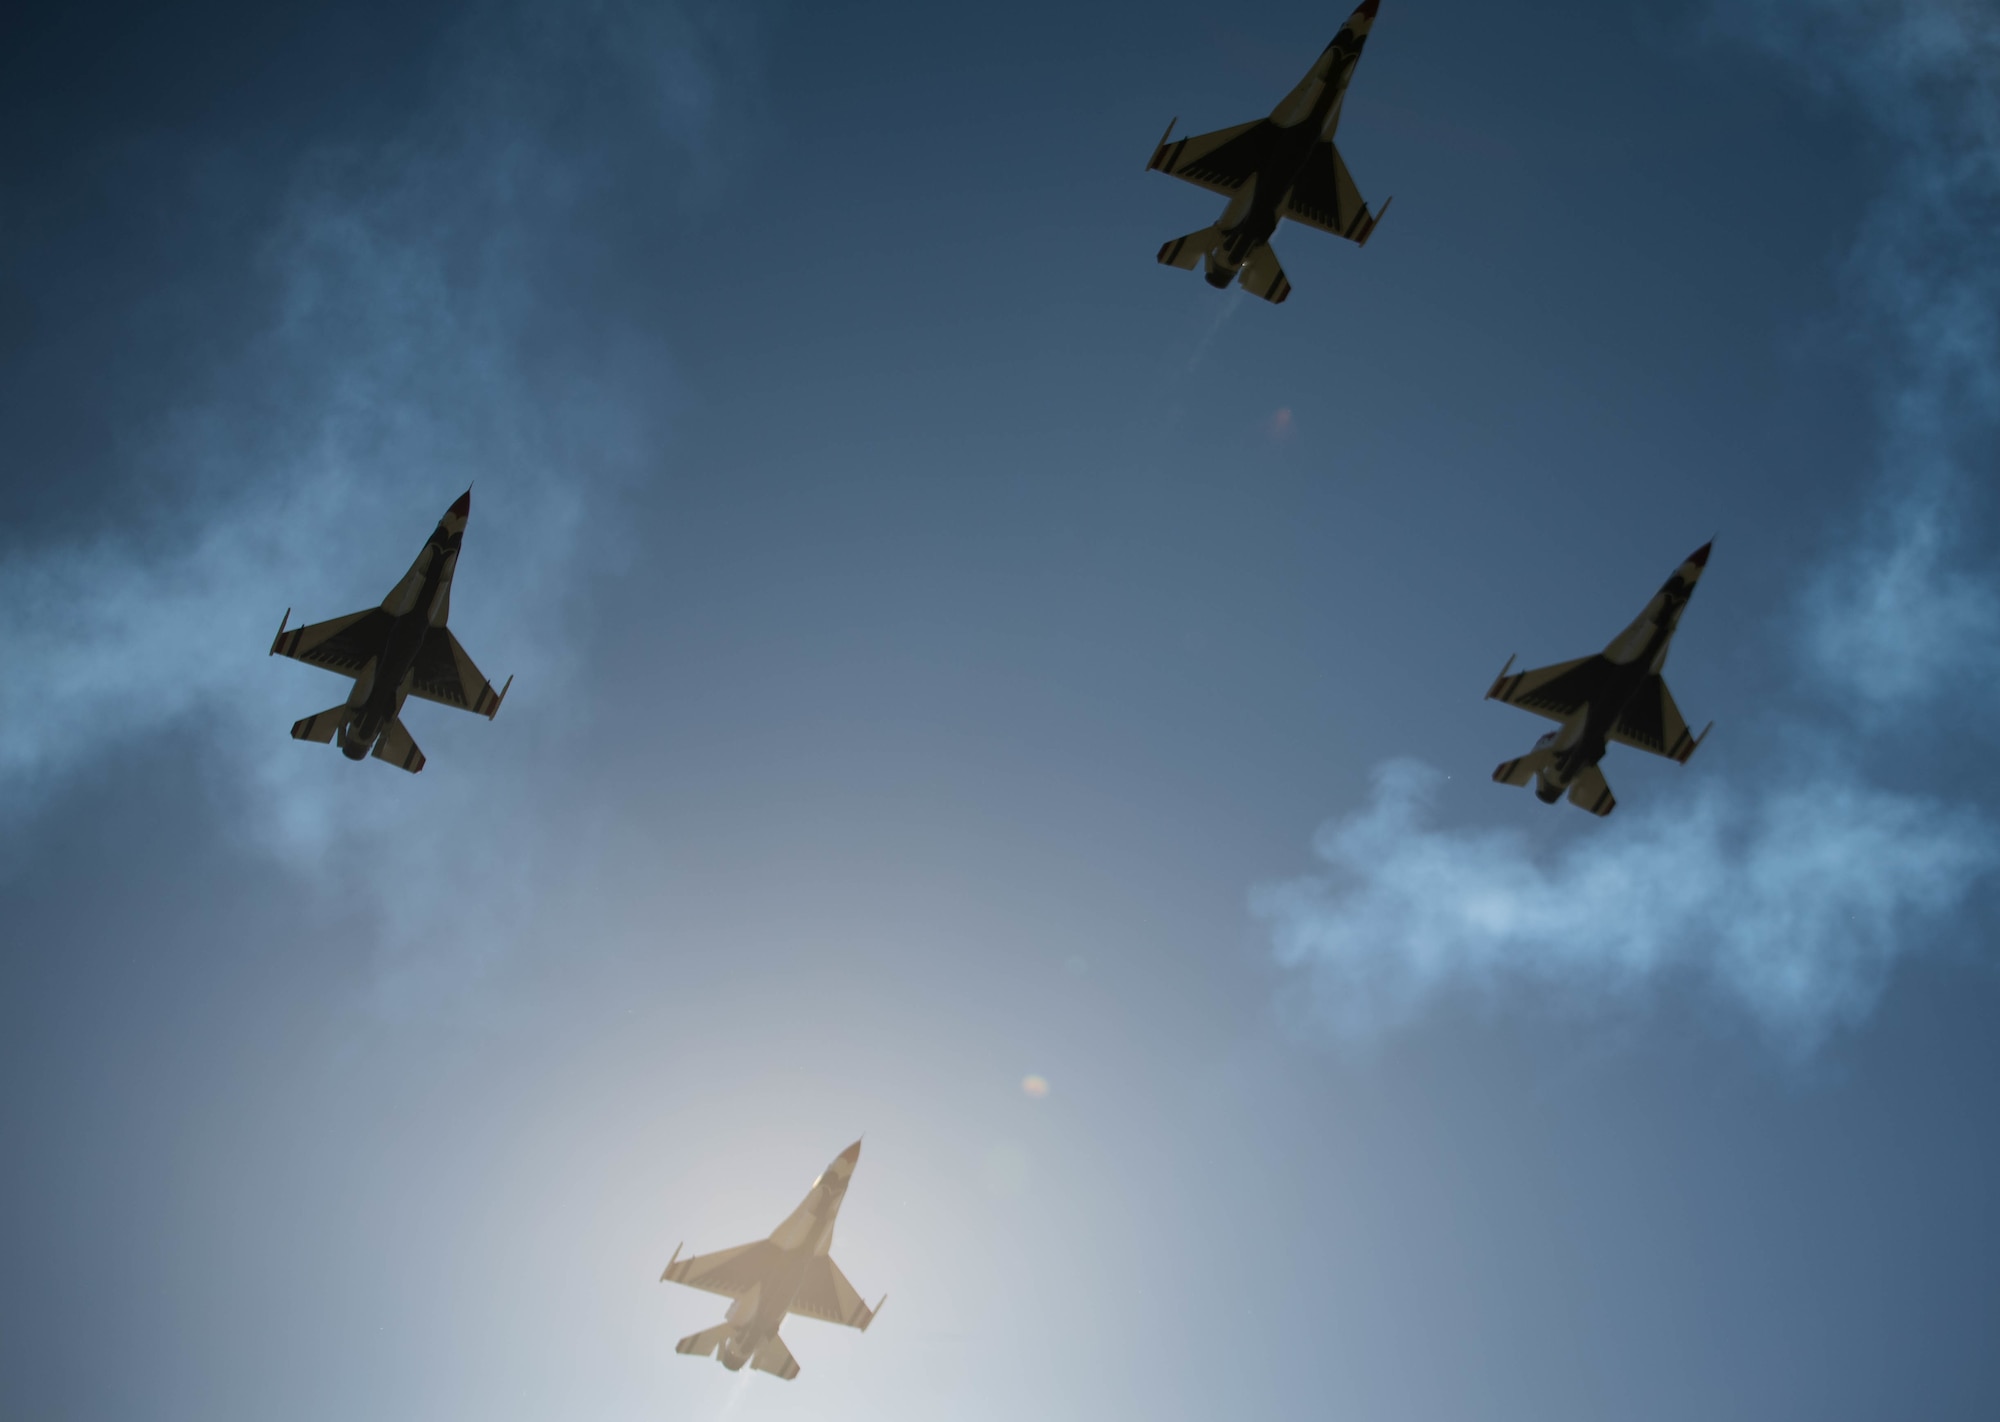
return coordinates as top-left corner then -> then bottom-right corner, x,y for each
3,1 -> 1998,1418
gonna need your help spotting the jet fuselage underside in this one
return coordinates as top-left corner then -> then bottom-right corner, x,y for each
343,531 -> 460,759
1205,60 -> 1357,279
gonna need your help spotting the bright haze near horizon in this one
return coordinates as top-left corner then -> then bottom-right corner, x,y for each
5,1 -> 1999,1419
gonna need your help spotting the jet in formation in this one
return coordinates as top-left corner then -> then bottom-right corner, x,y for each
662,1141 -> 884,1380
269,491 -> 510,773
1146,0 -> 1391,303
1485,543 -> 1715,816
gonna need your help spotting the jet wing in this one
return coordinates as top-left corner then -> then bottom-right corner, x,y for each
1148,119 -> 1273,196
788,1257 -> 879,1332
1486,656 -> 1606,722
271,608 -> 394,677
661,1241 -> 778,1300
1609,674 -> 1708,763
1280,141 -> 1382,243
409,629 -> 510,718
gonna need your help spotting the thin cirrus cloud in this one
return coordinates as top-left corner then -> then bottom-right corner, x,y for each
1256,0 -> 2000,1055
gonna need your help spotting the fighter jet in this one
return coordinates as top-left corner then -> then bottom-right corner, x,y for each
1146,0 -> 1391,303
661,1141 -> 884,1381
268,490 -> 510,773
1485,544 -> 1715,816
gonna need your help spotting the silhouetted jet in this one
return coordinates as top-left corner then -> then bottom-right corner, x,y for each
662,1141 -> 884,1381
1146,0 -> 1391,303
1485,544 -> 1715,816
269,491 -> 509,773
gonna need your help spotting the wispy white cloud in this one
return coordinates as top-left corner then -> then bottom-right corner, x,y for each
0,2 -> 756,1007
0,2 -> 725,818
1724,0 -> 2000,705
1257,0 -> 2000,1053
1254,761 -> 1996,1055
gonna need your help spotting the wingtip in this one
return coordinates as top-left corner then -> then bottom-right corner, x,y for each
1359,195 -> 1393,247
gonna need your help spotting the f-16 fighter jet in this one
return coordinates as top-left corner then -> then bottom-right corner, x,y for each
269,490 -> 510,773
1146,0 -> 1391,303
662,1141 -> 884,1381
1485,544 -> 1715,817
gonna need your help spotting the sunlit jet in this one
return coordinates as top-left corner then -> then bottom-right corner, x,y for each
1485,543 -> 1715,816
269,490 -> 510,773
1146,0 -> 1391,303
662,1141 -> 884,1381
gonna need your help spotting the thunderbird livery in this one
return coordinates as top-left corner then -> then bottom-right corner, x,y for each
1146,0 -> 1391,303
1485,543 -> 1715,817
662,1141 -> 884,1381
269,490 -> 510,773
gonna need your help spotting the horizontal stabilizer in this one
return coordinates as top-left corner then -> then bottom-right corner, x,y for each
1157,227 -> 1218,270
1568,764 -> 1616,817
290,705 -> 350,744
1239,243 -> 1291,304
371,717 -> 426,774
675,1323 -> 730,1359
749,1331 -> 800,1381
1492,747 -> 1552,787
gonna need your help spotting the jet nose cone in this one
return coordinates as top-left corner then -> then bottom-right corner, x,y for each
838,1141 -> 862,1165
448,489 -> 472,518
1688,540 -> 1713,568
1358,0 -> 1380,15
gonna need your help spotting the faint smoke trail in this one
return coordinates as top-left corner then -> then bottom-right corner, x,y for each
713,1372 -> 756,1418
1185,290 -> 1245,375
1255,0 -> 2000,1053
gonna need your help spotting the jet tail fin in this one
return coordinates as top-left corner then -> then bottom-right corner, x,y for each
675,1322 -> 731,1358
1567,763 -> 1616,817
1492,746 -> 1552,787
371,717 -> 426,774
1157,226 -> 1219,270
1239,243 -> 1292,304
290,705 -> 351,744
